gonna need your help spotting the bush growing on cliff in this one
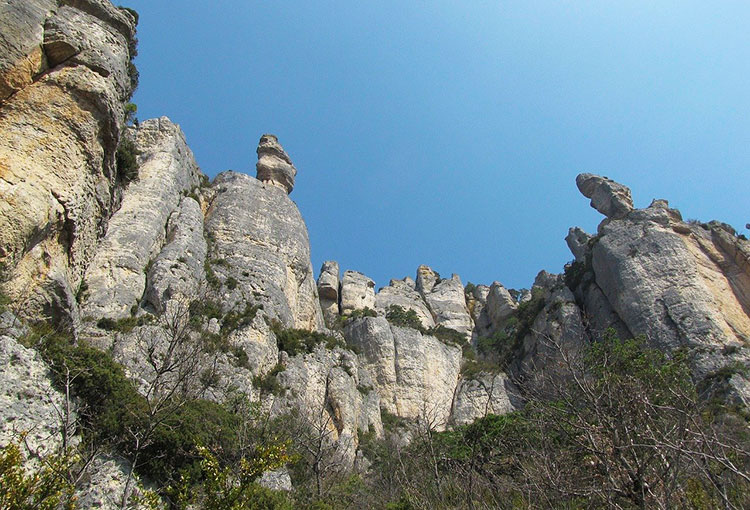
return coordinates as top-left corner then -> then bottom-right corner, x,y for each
116,135 -> 138,183
385,305 -> 424,331
271,321 -> 346,356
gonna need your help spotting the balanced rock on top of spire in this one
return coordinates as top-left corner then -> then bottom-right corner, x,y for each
256,134 -> 297,193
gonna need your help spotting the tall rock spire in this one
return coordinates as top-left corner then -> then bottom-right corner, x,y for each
256,134 -> 297,194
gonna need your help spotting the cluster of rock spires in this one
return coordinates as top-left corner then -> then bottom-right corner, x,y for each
1,0 -> 749,506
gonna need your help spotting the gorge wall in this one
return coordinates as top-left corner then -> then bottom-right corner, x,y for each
1,0 -> 749,506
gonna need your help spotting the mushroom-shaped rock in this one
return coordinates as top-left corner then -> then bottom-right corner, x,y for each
317,261 -> 340,301
576,173 -> 633,219
256,134 -> 297,194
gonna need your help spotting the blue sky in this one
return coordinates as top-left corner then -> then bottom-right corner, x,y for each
125,1 -> 750,290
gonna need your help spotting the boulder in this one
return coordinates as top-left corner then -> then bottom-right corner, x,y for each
451,372 -> 518,426
576,173 -> 633,219
421,274 -> 474,338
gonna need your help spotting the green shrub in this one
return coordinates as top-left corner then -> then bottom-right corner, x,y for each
0,436 -> 77,510
385,305 -> 424,331
464,282 -> 477,295
95,315 -> 147,333
271,321 -> 346,356
460,359 -> 500,380
225,276 -> 238,290
35,331 -> 147,444
347,307 -> 378,320
426,325 -> 466,347
139,399 -> 242,484
116,136 -> 138,183
252,363 -> 285,395
220,303 -> 261,335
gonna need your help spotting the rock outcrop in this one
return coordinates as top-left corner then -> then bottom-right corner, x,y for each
317,260 -> 340,326
81,118 -> 201,321
256,134 -> 297,194
204,169 -> 323,331
0,0 -> 138,326
576,173 -> 633,219
340,270 -> 376,315
374,277 -> 435,329
420,273 -> 474,338
451,372 -> 518,426
344,317 -> 462,429
566,173 -> 750,398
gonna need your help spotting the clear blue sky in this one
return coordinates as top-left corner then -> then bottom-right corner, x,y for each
125,0 -> 750,290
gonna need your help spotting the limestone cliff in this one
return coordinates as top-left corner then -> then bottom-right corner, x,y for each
0,0 -> 137,328
0,1 -> 749,502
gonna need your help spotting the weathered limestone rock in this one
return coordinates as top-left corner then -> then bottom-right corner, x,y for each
256,134 -> 296,194
0,0 -> 137,325
259,469 -> 293,492
270,345 -> 383,467
565,227 -> 592,262
204,171 -> 323,331
82,118 -> 201,320
344,317 -> 461,429
340,270 -> 376,315
590,204 -> 750,378
317,261 -> 340,301
317,261 -> 340,326
0,0 -> 55,101
0,335 -> 70,456
375,278 -> 435,329
415,264 -> 439,294
576,173 -> 633,219
421,274 -> 474,338
145,197 -> 206,313
451,372 -> 518,426
515,273 -> 588,389
486,282 -> 517,327
75,454 -> 139,510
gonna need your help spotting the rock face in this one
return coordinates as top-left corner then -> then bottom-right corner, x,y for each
567,175 -> 750,399
145,196 -> 207,313
256,134 -> 297,194
451,372 -> 518,426
375,277 -> 435,329
344,317 -> 462,429
421,273 -> 474,338
81,118 -> 201,321
205,170 -> 323,331
0,0 -> 55,101
340,270 -> 376,315
0,333 -> 70,457
270,345 -> 383,466
0,0 -> 137,325
576,173 -> 633,219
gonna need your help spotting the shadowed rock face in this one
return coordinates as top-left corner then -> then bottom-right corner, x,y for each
256,134 -> 297,194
